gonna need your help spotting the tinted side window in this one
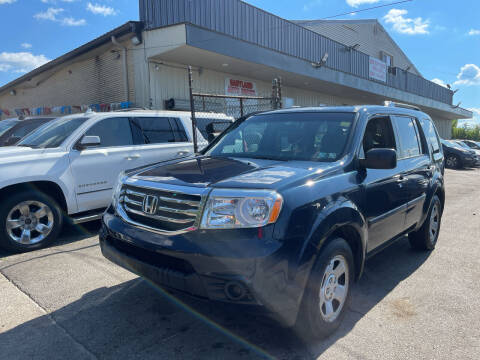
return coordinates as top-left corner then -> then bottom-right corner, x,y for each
361,117 -> 397,158
170,118 -> 188,142
420,118 -> 441,153
134,117 -> 175,144
392,116 -> 421,159
85,117 -> 133,147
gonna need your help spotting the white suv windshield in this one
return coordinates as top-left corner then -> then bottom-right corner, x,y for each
0,119 -> 19,137
18,117 -> 88,149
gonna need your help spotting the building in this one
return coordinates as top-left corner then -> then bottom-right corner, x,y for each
0,0 -> 472,138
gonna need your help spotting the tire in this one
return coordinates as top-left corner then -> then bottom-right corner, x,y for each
295,238 -> 354,340
0,191 -> 63,253
409,195 -> 442,251
445,154 -> 461,169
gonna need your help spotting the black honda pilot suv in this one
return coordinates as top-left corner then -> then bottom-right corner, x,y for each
100,103 -> 445,339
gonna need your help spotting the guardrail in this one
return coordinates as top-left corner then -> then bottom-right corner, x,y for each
139,0 -> 453,105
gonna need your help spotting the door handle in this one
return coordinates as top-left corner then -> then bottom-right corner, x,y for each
177,150 -> 190,156
130,154 -> 141,159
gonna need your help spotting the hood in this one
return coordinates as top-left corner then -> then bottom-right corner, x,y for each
131,156 -> 340,190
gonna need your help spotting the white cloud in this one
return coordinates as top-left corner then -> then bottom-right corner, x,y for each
347,0 -> 382,7
0,52 -> 50,73
21,43 -> 32,49
86,2 -> 117,16
41,0 -> 77,3
0,0 -> 17,4
34,7 -> 64,21
454,64 -> 480,86
34,7 -> 85,26
62,17 -> 86,26
431,78 -> 448,88
458,108 -> 480,127
383,9 -> 429,35
468,29 -> 480,36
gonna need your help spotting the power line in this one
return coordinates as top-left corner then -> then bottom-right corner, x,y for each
321,0 -> 414,20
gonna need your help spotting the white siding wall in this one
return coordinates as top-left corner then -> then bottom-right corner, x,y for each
149,62 -> 369,110
0,39 -> 134,119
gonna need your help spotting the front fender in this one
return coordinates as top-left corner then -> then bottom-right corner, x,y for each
300,197 -> 368,278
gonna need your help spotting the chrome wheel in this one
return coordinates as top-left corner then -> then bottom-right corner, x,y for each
429,203 -> 440,244
446,155 -> 458,168
6,201 -> 54,245
319,255 -> 349,323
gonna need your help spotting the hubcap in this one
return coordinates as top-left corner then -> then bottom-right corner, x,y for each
6,201 -> 54,245
429,203 -> 440,244
446,156 -> 457,168
319,255 -> 349,323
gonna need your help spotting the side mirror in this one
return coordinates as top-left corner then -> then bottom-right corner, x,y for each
78,135 -> 101,149
360,148 -> 397,170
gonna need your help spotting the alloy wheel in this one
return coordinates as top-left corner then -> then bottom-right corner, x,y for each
429,203 -> 440,244
446,156 -> 458,168
318,255 -> 350,323
6,201 -> 54,245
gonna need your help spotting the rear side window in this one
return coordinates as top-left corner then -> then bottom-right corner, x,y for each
133,117 -> 175,144
420,118 -> 441,153
85,117 -> 133,147
392,116 -> 421,159
170,118 -> 188,142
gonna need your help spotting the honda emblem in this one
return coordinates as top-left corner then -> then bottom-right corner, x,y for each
143,195 -> 158,215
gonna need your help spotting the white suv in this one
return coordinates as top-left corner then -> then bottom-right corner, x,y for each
0,110 -> 233,252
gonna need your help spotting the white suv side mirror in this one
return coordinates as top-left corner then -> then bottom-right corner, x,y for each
79,135 -> 101,149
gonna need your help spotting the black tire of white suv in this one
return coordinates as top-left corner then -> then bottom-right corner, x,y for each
0,191 -> 63,253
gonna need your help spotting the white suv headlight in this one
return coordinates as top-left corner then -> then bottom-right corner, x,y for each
201,189 -> 283,229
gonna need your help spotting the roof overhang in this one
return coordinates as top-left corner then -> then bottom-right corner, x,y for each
149,24 -> 471,120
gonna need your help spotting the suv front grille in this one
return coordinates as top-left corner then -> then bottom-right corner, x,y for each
119,184 -> 204,233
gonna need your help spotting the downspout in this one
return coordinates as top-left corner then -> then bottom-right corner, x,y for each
111,36 -> 129,103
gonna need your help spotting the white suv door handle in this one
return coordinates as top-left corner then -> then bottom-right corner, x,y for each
125,154 -> 141,161
177,150 -> 190,156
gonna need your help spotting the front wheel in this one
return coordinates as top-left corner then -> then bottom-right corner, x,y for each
409,195 -> 442,251
295,238 -> 354,340
0,191 -> 63,253
445,155 -> 461,169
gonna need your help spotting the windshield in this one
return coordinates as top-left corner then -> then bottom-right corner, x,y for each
204,112 -> 355,162
456,141 -> 471,149
0,119 -> 19,138
18,117 -> 88,148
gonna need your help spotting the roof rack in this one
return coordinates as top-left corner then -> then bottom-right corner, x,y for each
112,107 -> 149,112
384,101 -> 421,112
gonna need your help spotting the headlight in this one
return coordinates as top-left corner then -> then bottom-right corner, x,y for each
112,171 -> 126,208
201,189 -> 283,229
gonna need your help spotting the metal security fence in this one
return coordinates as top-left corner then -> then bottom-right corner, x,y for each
187,66 -> 282,152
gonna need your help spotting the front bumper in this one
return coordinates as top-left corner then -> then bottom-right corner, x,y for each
100,211 -> 308,326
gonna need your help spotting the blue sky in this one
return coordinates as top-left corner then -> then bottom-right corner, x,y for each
0,0 -> 478,125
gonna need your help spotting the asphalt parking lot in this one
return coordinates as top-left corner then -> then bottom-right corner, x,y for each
1,168 -> 479,360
